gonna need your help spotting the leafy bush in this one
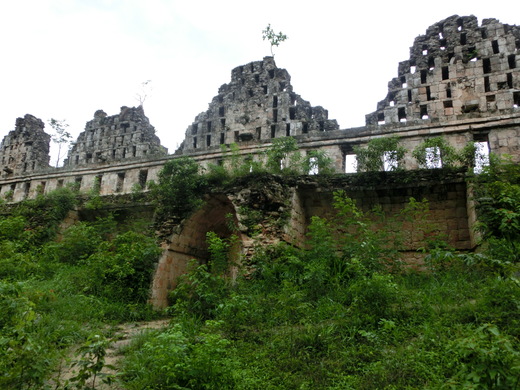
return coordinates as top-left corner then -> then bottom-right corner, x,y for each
354,136 -> 406,172
122,322 -> 235,390
149,156 -> 207,221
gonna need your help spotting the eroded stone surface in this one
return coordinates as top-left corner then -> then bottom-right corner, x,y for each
0,114 -> 50,178
65,106 -> 167,167
180,56 -> 339,153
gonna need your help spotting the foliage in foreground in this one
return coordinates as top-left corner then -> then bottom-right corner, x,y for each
121,185 -> 520,389
0,189 -> 162,389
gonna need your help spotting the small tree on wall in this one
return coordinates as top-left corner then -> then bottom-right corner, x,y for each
48,119 -> 72,168
262,24 -> 288,57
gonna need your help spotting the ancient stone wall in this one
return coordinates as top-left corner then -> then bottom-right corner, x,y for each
180,57 -> 339,154
0,114 -> 50,179
365,15 -> 520,126
65,106 -> 167,167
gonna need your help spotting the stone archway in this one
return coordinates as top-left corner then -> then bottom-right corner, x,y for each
150,194 -> 239,308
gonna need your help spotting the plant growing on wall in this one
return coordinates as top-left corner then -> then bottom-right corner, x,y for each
354,136 -> 406,172
48,118 -> 72,168
149,156 -> 207,221
262,24 -> 288,57
265,137 -> 302,174
412,136 -> 459,168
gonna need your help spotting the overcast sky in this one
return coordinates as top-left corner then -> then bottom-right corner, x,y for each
0,1 -> 517,161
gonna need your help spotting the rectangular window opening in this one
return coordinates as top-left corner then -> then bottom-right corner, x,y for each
377,112 -> 385,125
383,151 -> 398,171
308,156 -> 319,175
442,66 -> 449,80
473,136 -> 490,173
270,125 -> 276,138
508,54 -> 517,69
289,107 -> 296,120
426,86 -> 432,101
207,121 -> 212,132
220,118 -> 226,129
273,96 -> 278,108
344,154 -> 357,173
398,107 -> 407,122
443,100 -> 453,108
116,172 -> 125,193
206,134 -> 211,147
139,170 -> 148,189
484,76 -> 491,92
407,89 -> 412,103
428,57 -> 435,70
57,179 -> 64,188
269,69 -> 275,79
23,182 -> 30,199
192,123 -> 198,135
460,32 -> 467,45
263,85 -> 268,94
302,123 -> 309,133
483,58 -> 491,74
132,146 -> 136,157
256,127 -> 261,140
492,40 -> 499,54
420,105 -> 429,119
273,109 -> 278,123
319,121 -> 325,131
220,132 -> 225,144
513,92 -> 520,108
234,131 -> 239,143
219,106 -> 225,116
424,146 -> 442,169
507,73 -> 513,89
193,136 -> 197,149
286,123 -> 291,137
421,69 -> 427,84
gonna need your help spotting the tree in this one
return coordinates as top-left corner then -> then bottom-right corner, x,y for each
136,79 -> 152,107
48,119 -> 72,168
262,24 -> 288,57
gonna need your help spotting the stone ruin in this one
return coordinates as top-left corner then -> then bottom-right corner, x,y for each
1,14 -> 520,307
65,105 -> 167,166
180,56 -> 339,153
0,114 -> 50,177
365,15 -> 520,126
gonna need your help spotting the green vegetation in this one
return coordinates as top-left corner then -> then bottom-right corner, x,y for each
262,24 -> 288,57
119,181 -> 519,389
0,143 -> 519,388
355,136 -> 406,172
412,136 -> 478,169
0,188 -> 162,389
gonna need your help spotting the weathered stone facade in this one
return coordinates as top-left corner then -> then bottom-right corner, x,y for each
0,114 -> 50,178
366,15 -> 520,126
65,106 -> 167,167
181,56 -> 339,153
1,15 -> 519,306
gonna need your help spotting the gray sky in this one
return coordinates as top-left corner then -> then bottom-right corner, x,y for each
0,0 -> 517,161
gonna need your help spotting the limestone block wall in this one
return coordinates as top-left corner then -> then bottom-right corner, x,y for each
299,176 -> 472,254
181,56 -> 339,154
0,114 -> 50,177
365,15 -> 520,127
64,106 -> 167,167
